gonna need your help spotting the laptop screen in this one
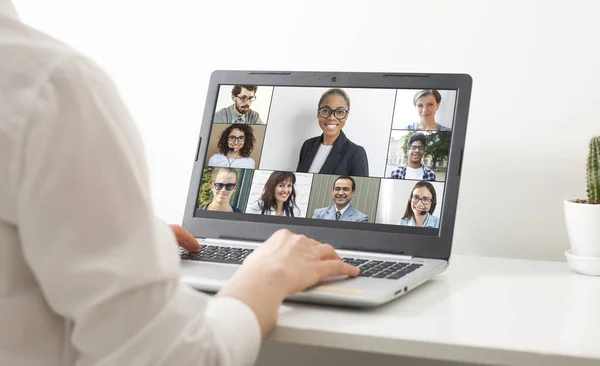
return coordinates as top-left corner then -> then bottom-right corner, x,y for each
193,84 -> 456,237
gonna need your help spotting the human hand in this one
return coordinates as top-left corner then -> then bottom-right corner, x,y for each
170,224 -> 200,252
217,229 -> 359,337
241,228 -> 359,296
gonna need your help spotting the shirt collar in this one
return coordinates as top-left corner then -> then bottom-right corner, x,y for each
336,203 -> 351,216
0,0 -> 19,20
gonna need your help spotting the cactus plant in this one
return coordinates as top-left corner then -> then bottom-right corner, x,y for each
587,136 -> 600,204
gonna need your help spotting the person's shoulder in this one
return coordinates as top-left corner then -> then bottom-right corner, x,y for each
313,206 -> 329,215
340,131 -> 365,151
301,135 -> 320,149
213,106 -> 231,122
352,208 -> 369,222
3,18 -> 77,65
357,208 -> 368,218
214,106 -> 228,115
2,20 -> 108,104
248,109 -> 262,121
241,157 -> 256,168
208,153 -> 224,163
304,135 -> 320,144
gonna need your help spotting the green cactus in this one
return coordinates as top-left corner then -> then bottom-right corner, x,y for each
587,136 -> 600,204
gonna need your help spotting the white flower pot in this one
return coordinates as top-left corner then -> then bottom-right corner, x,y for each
564,199 -> 600,258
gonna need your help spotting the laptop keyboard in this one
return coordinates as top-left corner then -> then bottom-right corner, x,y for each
342,258 -> 422,279
179,245 -> 254,264
179,246 -> 422,280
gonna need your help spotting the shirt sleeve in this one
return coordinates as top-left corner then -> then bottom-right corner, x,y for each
16,54 -> 261,366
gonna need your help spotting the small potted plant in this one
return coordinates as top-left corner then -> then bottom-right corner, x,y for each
564,135 -> 600,275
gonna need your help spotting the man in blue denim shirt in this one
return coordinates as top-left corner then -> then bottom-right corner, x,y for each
389,133 -> 436,181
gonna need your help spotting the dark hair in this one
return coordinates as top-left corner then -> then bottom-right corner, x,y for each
217,124 -> 256,157
407,132 -> 427,148
402,181 -> 437,220
232,85 -> 258,97
413,90 -> 442,106
258,171 -> 299,217
211,167 -> 237,183
318,88 -> 351,110
334,176 -> 356,192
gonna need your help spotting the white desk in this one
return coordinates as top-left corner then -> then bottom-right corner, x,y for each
258,254 -> 600,366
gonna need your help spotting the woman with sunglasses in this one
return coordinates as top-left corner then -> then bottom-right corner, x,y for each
296,88 -> 369,177
247,171 -> 301,217
198,168 -> 242,213
208,124 -> 256,169
398,181 -> 440,228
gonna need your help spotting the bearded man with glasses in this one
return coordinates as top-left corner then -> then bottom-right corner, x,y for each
214,84 -> 264,124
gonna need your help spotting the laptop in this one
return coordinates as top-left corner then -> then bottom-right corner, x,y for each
179,70 -> 472,308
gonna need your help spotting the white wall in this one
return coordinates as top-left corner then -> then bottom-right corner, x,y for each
14,0 -> 600,262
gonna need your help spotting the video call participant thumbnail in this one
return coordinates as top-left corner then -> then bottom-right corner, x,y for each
213,85 -> 264,124
389,132 -> 436,181
398,181 -> 440,228
406,89 -> 452,132
198,167 -> 242,213
312,176 -> 368,222
296,88 -> 369,177
247,171 -> 301,217
208,124 -> 256,169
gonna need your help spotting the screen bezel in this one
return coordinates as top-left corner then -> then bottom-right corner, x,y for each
182,70 -> 472,260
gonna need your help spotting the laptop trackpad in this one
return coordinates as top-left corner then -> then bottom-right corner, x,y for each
180,261 -> 238,290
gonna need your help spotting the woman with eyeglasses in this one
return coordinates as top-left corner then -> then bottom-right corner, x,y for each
398,181 -> 440,228
198,168 -> 242,212
208,124 -> 256,169
296,88 -> 369,177
247,171 -> 301,217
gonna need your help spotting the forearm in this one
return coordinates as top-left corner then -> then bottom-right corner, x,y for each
216,265 -> 286,338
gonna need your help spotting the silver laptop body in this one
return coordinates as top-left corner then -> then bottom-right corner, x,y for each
180,70 -> 472,308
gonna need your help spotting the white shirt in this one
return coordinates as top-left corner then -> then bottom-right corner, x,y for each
404,165 -> 425,180
208,153 -> 256,169
0,3 -> 261,365
247,201 -> 301,217
308,144 -> 333,173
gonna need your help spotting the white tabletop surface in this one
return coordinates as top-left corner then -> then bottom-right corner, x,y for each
268,254 -> 600,366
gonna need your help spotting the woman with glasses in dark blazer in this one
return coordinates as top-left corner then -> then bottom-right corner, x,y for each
296,88 -> 369,177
